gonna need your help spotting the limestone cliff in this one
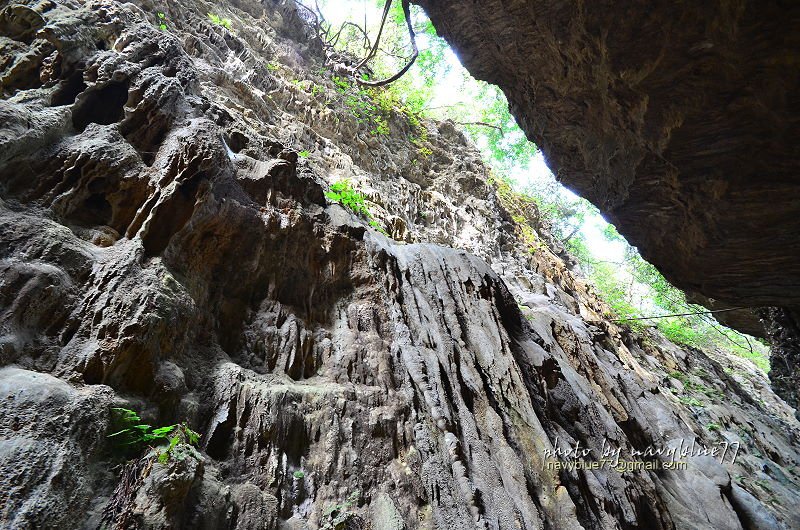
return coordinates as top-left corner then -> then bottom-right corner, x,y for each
416,0 -> 800,408
0,1 -> 798,529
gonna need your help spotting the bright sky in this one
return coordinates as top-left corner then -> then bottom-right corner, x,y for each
318,0 -> 626,263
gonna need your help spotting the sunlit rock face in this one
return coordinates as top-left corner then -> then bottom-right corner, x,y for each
1,0 -> 799,529
417,0 -> 800,403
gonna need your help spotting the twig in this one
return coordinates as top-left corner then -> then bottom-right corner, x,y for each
560,224 -> 581,244
455,121 -> 505,136
331,21 -> 371,50
613,307 -> 747,322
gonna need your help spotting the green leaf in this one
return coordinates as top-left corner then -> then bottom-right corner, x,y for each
151,425 -> 177,437
107,429 -> 132,438
111,408 -> 141,422
184,427 -> 200,446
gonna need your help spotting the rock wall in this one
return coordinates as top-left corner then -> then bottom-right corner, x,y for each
415,0 -> 800,308
416,0 -> 800,418
1,1 -> 799,529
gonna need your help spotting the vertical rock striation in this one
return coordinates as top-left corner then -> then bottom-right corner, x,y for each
1,1 -> 798,529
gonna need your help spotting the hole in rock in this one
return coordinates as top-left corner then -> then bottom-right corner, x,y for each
539,358 -> 562,390
82,355 -> 104,385
74,192 -> 113,227
71,80 -> 129,132
635,496 -> 662,530
206,413 -> 236,460
457,372 -> 475,414
281,414 -> 310,466
51,71 -> 87,106
617,417 -> 652,453
225,131 -> 249,153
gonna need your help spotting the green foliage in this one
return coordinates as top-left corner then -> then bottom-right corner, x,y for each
325,180 -> 389,236
657,318 -> 700,346
368,219 -> 386,233
293,470 -> 305,479
567,218 -> 771,373
321,0 -> 445,114
326,180 -> 371,217
332,76 -> 350,93
453,82 -> 538,173
707,422 -> 721,431
667,371 -> 723,402
316,0 -> 531,167
207,13 -> 232,29
321,491 -> 361,530
267,62 -> 280,71
107,408 -> 200,463
298,150 -> 310,158
337,85 -> 392,136
409,124 -> 432,158
588,262 -> 645,330
679,396 -> 704,407
416,145 -> 432,158
156,12 -> 167,31
488,174 -> 549,256
158,434 -> 181,464
372,116 -> 390,136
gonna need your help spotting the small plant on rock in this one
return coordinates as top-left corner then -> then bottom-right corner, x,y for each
325,180 -> 389,237
107,407 -> 200,463
298,150 -> 310,158
156,12 -> 167,31
207,12 -> 232,29
325,180 -> 371,218
332,76 -> 350,93
678,395 -> 704,407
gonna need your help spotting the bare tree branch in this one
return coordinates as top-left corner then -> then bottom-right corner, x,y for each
353,0 -> 394,73
331,21 -> 371,51
455,121 -> 505,136
356,0 -> 418,87
612,307 -> 747,322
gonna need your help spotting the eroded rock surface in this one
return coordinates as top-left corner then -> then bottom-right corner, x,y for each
417,0 -> 800,307
1,1 -> 799,529
417,0 -> 800,412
